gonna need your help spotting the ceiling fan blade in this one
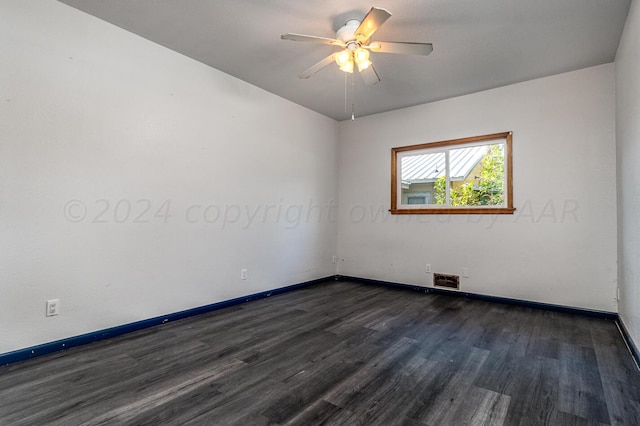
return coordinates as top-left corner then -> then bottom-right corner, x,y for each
359,64 -> 380,86
298,54 -> 336,79
355,7 -> 391,43
369,41 -> 433,56
281,33 -> 344,46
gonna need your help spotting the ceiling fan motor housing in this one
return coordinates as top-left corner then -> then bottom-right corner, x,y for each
336,19 -> 361,43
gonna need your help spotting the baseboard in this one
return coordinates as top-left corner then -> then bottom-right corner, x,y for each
0,276 -> 334,367
338,275 -> 618,320
1,274 -> 624,367
617,317 -> 640,371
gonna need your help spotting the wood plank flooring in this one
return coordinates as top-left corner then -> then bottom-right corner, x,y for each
1,280 -> 639,425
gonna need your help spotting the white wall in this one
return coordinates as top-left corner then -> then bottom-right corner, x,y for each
616,0 -> 640,351
0,0 -> 338,354
337,64 -> 617,312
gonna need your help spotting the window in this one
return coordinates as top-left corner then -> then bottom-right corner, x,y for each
391,132 -> 514,214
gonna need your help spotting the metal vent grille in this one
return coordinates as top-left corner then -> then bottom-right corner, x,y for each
433,273 -> 460,289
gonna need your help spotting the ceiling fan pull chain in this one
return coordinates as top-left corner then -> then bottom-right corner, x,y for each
344,72 -> 348,114
351,71 -> 356,121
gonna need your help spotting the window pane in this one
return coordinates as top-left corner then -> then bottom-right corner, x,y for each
448,143 -> 505,206
400,152 -> 445,206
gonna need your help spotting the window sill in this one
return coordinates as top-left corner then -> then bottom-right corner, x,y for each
389,207 -> 516,215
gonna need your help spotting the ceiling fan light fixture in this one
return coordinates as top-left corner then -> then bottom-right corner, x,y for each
354,48 -> 372,71
335,50 -> 354,73
334,50 -> 350,66
339,60 -> 354,73
356,58 -> 372,72
355,47 -> 369,63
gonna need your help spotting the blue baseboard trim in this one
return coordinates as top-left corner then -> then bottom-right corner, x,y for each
0,276 -> 334,367
1,274 -> 624,367
617,317 -> 640,370
338,275 -> 618,320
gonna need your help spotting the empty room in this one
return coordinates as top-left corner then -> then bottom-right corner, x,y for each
1,0 -> 639,424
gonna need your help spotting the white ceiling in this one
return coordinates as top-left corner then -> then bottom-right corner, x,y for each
58,0 -> 631,121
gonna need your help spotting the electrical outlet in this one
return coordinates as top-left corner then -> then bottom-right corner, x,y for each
425,263 -> 431,273
46,299 -> 59,317
463,268 -> 470,278
241,269 -> 248,280
332,256 -> 337,264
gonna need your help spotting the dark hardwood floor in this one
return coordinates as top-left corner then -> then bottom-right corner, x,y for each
1,280 -> 639,425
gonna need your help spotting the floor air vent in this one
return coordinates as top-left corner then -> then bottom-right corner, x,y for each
433,273 -> 460,289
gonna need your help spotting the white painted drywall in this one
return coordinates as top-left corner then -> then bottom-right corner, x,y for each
616,0 -> 640,352
337,64 -> 617,312
0,0 -> 338,353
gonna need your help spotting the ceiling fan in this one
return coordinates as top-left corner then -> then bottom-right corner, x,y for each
281,7 -> 433,86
